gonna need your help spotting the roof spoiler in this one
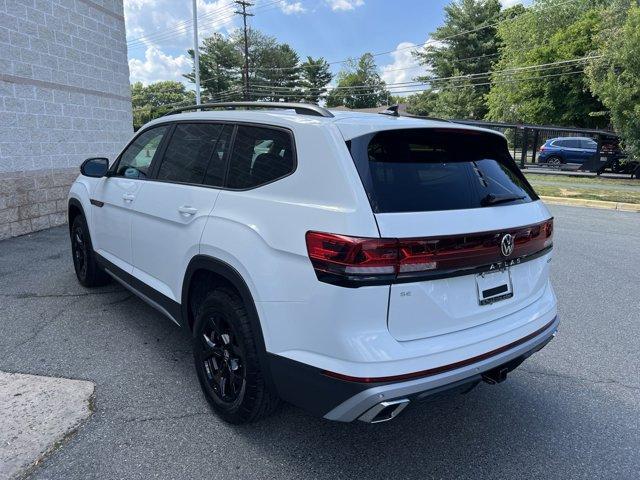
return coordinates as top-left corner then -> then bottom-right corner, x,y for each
379,105 -> 400,117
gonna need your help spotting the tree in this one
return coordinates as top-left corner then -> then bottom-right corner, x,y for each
186,29 -> 304,102
131,81 -> 195,130
409,73 -> 486,118
185,33 -> 243,101
248,36 -> 301,102
299,56 -> 332,103
409,0 -> 503,119
486,0 -> 609,128
326,53 -> 389,109
587,2 -> 640,159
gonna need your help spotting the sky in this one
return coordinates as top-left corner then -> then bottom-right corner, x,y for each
125,0 -> 526,92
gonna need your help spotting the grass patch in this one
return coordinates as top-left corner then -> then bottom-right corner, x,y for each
531,185 -> 640,204
524,173 -> 640,187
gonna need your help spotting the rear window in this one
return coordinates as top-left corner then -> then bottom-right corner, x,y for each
348,128 -> 537,213
226,126 -> 295,189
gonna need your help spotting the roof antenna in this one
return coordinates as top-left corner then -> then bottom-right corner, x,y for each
379,105 -> 400,117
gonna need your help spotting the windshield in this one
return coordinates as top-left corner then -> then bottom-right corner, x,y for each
347,128 -> 538,213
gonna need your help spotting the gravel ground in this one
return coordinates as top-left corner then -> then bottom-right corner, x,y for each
0,204 -> 638,480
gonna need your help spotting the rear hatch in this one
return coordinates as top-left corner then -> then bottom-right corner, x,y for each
347,127 -> 553,342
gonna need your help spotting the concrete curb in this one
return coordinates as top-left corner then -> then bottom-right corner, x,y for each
0,372 -> 95,480
541,196 -> 640,212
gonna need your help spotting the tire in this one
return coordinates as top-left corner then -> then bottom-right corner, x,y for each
546,156 -> 562,169
192,288 -> 280,424
70,214 -> 110,287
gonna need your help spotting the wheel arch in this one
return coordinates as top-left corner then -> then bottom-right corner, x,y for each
67,197 -> 85,234
181,255 -> 275,388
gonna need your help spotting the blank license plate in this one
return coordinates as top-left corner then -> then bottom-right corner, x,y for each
476,270 -> 513,306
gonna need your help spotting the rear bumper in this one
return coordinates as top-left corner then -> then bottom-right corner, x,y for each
268,316 -> 558,422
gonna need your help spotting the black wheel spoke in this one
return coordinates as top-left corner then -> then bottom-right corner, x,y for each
201,333 -> 225,359
218,375 -> 227,397
198,309 -> 246,405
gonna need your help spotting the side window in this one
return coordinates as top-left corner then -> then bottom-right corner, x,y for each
581,139 -> 597,149
115,126 -> 169,179
566,139 -> 581,148
226,125 -> 295,189
156,123 -> 228,185
203,125 -> 233,187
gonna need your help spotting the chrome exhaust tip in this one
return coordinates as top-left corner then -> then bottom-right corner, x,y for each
358,398 -> 410,423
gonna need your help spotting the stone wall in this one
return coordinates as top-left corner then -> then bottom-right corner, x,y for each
0,0 -> 132,240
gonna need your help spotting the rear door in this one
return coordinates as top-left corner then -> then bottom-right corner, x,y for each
563,139 -> 584,163
348,128 -> 553,341
580,139 -> 598,162
129,122 -> 233,304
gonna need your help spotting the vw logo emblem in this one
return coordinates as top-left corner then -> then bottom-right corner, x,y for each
500,233 -> 514,257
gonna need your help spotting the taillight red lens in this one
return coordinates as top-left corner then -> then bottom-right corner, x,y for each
305,232 -> 398,282
543,218 -> 553,248
306,219 -> 553,287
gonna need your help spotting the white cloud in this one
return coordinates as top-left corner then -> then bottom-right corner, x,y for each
279,1 -> 306,14
124,0 -> 237,85
325,0 -> 364,12
128,46 -> 192,85
380,42 -> 429,95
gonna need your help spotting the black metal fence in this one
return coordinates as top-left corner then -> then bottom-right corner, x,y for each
450,119 -> 633,175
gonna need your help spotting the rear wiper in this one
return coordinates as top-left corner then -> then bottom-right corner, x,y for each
481,193 -> 526,206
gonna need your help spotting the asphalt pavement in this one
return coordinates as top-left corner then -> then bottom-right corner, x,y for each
0,204 -> 638,479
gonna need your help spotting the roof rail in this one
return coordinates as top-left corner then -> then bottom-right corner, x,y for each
162,101 -> 334,118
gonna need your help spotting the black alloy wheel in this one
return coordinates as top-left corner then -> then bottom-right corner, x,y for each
71,223 -> 88,281
192,288 -> 280,423
70,214 -> 110,287
198,312 -> 246,406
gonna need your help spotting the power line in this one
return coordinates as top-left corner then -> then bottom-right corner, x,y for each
132,67 -> 589,112
127,2 -> 235,46
136,54 -> 600,99
127,0 -> 285,50
245,55 -> 599,93
234,0 -> 580,73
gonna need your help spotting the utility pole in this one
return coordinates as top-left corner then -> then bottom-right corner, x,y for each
192,0 -> 201,105
234,1 -> 253,100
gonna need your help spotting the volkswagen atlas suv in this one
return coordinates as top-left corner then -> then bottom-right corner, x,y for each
68,102 -> 558,424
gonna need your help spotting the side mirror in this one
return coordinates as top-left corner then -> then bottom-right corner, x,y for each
80,157 -> 109,178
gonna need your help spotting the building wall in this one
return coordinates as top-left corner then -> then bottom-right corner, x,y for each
0,0 -> 132,240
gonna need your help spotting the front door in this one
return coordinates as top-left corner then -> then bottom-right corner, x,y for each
130,123 -> 233,304
92,125 -> 170,273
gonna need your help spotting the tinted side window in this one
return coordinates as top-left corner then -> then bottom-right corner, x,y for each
115,126 -> 169,179
203,125 -> 233,187
226,126 -> 294,189
565,139 -> 581,148
156,123 -> 225,185
581,139 -> 597,149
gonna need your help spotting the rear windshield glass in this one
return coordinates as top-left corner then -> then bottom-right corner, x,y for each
347,128 -> 537,213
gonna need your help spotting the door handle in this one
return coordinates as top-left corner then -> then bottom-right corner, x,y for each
122,193 -> 135,202
178,206 -> 198,216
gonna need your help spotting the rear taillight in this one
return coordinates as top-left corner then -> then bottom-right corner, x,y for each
305,232 -> 398,285
306,219 -> 553,287
539,145 -> 545,152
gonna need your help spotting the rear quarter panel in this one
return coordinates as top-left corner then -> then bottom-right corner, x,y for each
197,122 -> 387,355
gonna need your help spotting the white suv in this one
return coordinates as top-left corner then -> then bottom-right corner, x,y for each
68,102 -> 558,424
